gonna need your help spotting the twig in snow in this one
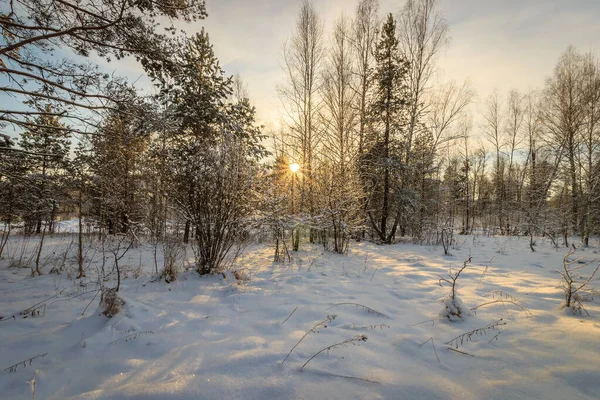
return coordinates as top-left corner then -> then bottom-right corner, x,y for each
482,290 -> 518,301
419,337 -> 441,363
50,289 -> 101,305
326,302 -> 389,318
21,289 -> 66,316
4,353 -> 48,373
470,299 -> 532,317
0,315 -> 16,323
559,244 -> 600,315
300,335 -> 368,370
445,319 -> 506,349
347,323 -> 390,331
81,289 -> 102,316
438,255 -> 471,301
447,347 -> 474,357
317,371 -> 380,384
282,315 -> 337,364
488,332 -> 501,343
30,370 -> 38,400
476,256 -> 495,290
412,318 -> 445,327
282,306 -> 299,325
438,255 -> 472,320
2,289 -> 67,322
369,267 -> 379,281
109,330 -> 154,345
22,304 -> 45,318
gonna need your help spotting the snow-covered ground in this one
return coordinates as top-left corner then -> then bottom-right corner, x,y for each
1,233 -> 599,399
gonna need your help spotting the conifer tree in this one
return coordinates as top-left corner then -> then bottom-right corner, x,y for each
19,108 -> 71,234
364,13 -> 410,244
154,30 -> 266,274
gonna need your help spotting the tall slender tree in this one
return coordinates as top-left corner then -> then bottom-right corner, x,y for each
19,109 -> 71,235
482,91 -> 506,234
364,13 -> 410,244
542,47 -> 587,243
279,0 -> 325,248
320,15 -> 359,253
398,0 -> 449,174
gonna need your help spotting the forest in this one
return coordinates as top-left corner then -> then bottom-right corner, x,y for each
1,1 -> 600,399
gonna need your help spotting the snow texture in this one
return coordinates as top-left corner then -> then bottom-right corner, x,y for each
1,232 -> 600,399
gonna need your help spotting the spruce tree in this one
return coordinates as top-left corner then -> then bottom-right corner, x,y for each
364,13 -> 410,244
154,30 -> 266,274
19,109 -> 71,234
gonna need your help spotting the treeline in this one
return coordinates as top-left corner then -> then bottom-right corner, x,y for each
0,1 -> 265,276
274,0 -> 600,254
1,0 -> 599,279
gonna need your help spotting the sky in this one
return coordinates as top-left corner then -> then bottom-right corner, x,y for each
86,0 -> 600,136
168,0 -> 600,132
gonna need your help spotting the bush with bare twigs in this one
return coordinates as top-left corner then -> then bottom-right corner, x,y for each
439,255 -> 471,320
100,287 -> 124,317
559,244 -> 600,315
160,235 -> 184,283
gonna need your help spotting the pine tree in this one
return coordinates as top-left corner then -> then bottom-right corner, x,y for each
19,108 -> 71,234
364,13 -> 410,244
70,141 -> 93,278
89,111 -> 148,236
0,148 -> 28,257
155,30 -> 266,274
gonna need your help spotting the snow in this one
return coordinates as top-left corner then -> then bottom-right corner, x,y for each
1,233 -> 600,399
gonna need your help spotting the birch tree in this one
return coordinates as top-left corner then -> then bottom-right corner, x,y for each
397,0 -> 449,172
279,0 -> 325,247
319,15 -> 359,253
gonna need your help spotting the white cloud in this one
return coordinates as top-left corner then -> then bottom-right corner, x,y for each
104,0 -> 600,128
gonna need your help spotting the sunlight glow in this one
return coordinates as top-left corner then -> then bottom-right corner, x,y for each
290,162 -> 300,173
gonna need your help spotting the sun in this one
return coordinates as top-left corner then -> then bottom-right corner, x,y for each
289,162 -> 300,173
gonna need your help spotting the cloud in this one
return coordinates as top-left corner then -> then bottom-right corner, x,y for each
436,0 -> 600,97
92,0 -> 600,128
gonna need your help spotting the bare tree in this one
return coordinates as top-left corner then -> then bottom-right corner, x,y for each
397,0 -> 449,168
482,90 -> 506,234
0,0 -> 206,162
542,47 -> 587,243
351,0 -> 379,158
427,80 -> 473,158
351,0 -> 380,239
579,53 -> 600,246
504,90 -> 526,233
470,143 -> 488,232
458,118 -> 472,234
523,91 -> 546,249
279,0 -> 325,247
319,15 -> 359,253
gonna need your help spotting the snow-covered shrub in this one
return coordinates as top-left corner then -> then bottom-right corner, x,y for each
152,31 -> 266,276
100,287 -> 124,317
160,235 -> 183,283
559,245 -> 599,315
440,296 -> 467,321
441,225 -> 454,256
438,255 -> 471,320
